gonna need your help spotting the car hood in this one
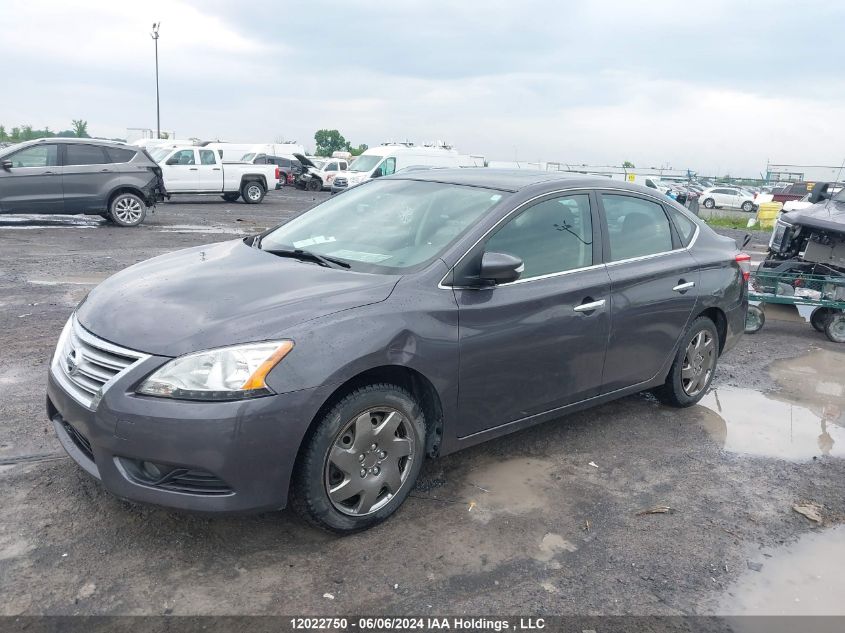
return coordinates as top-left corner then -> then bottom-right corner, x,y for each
782,199 -> 845,233
76,240 -> 400,357
293,153 -> 317,168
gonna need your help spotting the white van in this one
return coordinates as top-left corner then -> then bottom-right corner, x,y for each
330,144 -> 466,193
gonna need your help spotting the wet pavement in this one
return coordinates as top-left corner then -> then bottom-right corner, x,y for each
1,190 -> 844,617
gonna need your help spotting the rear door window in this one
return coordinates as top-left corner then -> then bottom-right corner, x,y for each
601,194 -> 674,261
199,150 -> 217,165
64,144 -> 109,166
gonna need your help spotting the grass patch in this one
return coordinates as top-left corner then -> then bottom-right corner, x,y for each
704,216 -> 752,230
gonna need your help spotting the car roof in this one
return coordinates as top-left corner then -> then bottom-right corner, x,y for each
385,168 -> 665,194
14,137 -> 133,148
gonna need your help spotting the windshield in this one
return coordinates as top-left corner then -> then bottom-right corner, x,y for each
348,155 -> 383,173
834,188 -> 845,203
259,179 -> 504,273
149,148 -> 171,162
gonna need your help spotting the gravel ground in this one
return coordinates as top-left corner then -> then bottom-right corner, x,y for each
1,189 -> 843,617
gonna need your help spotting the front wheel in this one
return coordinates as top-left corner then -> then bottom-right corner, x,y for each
654,316 -> 719,407
307,178 -> 322,192
703,198 -> 715,209
241,181 -> 266,204
741,201 -> 754,212
291,384 -> 426,534
109,193 -> 147,227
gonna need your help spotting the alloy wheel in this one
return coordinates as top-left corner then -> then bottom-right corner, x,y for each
113,196 -> 143,224
681,330 -> 715,396
324,408 -> 415,516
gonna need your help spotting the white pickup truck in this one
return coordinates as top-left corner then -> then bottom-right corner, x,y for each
149,146 -> 280,203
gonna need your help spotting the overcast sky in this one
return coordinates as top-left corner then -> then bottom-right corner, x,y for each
5,0 -> 845,176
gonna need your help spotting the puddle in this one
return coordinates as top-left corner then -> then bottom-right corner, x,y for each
533,532 -> 577,562
0,215 -> 102,229
770,349 -> 845,409
28,274 -> 107,286
719,526 -> 845,615
698,386 -> 845,461
461,457 -> 555,522
157,224 -> 248,235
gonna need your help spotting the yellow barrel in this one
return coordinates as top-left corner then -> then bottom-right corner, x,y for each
756,201 -> 783,229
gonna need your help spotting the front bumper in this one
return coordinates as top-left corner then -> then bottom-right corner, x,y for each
47,359 -> 330,513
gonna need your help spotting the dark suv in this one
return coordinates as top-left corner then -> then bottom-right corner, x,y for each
244,153 -> 302,187
0,138 -> 165,226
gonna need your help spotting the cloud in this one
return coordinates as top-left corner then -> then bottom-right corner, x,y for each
5,0 -> 845,175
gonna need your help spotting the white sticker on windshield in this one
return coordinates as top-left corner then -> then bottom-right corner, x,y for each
292,235 -> 336,248
328,249 -> 392,264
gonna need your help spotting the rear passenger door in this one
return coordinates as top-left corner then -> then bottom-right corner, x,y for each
61,144 -> 112,213
598,192 -> 699,393
197,149 -> 223,192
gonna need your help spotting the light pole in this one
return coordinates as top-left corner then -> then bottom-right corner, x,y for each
150,22 -> 161,139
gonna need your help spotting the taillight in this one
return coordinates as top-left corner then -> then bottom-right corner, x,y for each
274,166 -> 280,180
735,253 -> 751,281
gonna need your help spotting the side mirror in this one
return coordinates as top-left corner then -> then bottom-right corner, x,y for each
165,157 -> 180,165
808,182 -> 831,204
479,252 -> 524,284
1,160 -> 12,171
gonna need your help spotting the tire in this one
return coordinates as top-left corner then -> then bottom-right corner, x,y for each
307,177 -> 322,192
241,181 -> 265,204
744,305 -> 765,334
825,314 -> 845,343
108,192 -> 147,227
654,316 -> 719,407
810,307 -> 835,333
291,384 -> 426,534
222,192 -> 240,202
703,198 -> 715,209
741,201 -> 754,212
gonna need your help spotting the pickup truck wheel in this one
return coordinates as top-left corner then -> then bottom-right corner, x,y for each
241,181 -> 266,204
222,192 -> 240,202
109,193 -> 146,227
307,178 -> 322,192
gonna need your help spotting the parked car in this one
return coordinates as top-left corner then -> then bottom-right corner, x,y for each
48,170 -> 747,533
329,143 -> 465,194
294,154 -> 349,191
242,153 -> 302,187
699,187 -> 757,212
149,146 -> 279,203
0,138 -> 165,226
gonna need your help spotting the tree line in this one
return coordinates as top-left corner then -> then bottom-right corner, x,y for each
0,120 -> 93,143
314,129 -> 368,157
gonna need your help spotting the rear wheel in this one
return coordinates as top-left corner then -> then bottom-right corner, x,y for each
291,384 -> 425,534
745,305 -> 765,334
741,201 -> 754,212
241,181 -> 265,204
810,307 -> 835,332
222,192 -> 240,202
654,317 -> 719,407
703,198 -> 715,209
109,193 -> 146,227
825,314 -> 845,343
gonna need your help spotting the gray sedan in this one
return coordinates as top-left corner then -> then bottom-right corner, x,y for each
47,170 -> 748,533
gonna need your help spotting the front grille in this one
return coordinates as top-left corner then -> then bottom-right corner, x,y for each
62,420 -> 95,462
334,177 -> 348,187
52,317 -> 149,409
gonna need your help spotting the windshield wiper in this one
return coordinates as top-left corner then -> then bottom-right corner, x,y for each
263,248 -> 351,269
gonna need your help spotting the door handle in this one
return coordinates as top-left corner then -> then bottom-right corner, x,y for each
573,299 -> 606,313
212,168 -> 221,171
189,167 -> 198,171
673,281 -> 696,292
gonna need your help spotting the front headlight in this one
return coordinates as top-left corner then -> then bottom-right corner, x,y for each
137,340 -> 294,401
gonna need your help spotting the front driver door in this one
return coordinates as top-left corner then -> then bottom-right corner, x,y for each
454,192 -> 611,438
0,144 -> 62,213
163,149 -> 199,192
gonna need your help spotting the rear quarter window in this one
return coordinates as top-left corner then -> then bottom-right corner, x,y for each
667,206 -> 698,246
106,147 -> 137,163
